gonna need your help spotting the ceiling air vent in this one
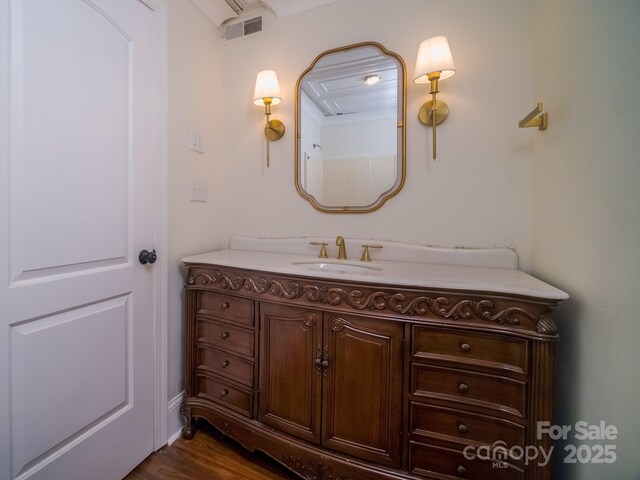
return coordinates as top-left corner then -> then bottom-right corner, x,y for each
224,15 -> 263,41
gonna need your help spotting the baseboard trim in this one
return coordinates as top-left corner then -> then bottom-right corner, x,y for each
166,391 -> 184,445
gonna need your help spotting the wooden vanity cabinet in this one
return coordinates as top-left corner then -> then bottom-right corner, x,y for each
188,290 -> 257,419
259,302 -> 404,467
181,263 -> 561,480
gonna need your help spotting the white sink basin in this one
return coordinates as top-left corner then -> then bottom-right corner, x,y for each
290,259 -> 383,274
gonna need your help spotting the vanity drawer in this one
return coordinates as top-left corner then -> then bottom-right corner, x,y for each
412,326 -> 527,375
199,291 -> 254,326
197,318 -> 254,358
196,373 -> 253,418
409,441 -> 524,480
197,346 -> 254,388
412,364 -> 526,418
410,403 -> 525,449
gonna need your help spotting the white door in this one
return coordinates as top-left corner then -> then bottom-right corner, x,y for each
0,0 -> 162,479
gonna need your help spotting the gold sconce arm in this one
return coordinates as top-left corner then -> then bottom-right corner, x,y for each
261,97 -> 285,168
417,72 -> 450,160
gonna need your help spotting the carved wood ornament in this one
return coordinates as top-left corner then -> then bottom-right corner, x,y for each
282,454 -> 353,480
186,266 -> 558,335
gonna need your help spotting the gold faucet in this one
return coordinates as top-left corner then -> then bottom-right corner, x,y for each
361,244 -> 383,262
336,236 -> 347,260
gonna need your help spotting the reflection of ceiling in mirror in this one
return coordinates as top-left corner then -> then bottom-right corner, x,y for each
301,47 -> 398,117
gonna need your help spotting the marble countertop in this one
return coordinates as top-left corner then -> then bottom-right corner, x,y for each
182,238 -> 568,301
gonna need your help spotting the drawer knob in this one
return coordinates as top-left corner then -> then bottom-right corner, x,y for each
458,382 -> 469,393
220,389 -> 229,397
460,342 -> 471,352
458,423 -> 468,434
221,360 -> 230,368
457,465 -> 467,476
221,331 -> 230,339
221,302 -> 230,310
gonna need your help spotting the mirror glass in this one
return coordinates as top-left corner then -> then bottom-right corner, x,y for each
295,42 -> 406,213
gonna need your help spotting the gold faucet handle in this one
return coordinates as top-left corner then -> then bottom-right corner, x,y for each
309,241 -> 329,259
361,244 -> 383,262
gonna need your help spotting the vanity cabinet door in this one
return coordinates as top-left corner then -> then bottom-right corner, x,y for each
321,314 -> 404,467
258,303 -> 323,444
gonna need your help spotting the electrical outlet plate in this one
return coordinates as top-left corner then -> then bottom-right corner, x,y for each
190,180 -> 208,202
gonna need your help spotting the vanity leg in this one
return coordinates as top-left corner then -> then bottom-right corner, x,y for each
180,402 -> 196,440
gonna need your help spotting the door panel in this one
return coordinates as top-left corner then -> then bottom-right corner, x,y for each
0,0 -> 160,478
11,0 -> 130,279
259,303 -> 322,444
322,314 -> 404,467
11,297 -> 130,472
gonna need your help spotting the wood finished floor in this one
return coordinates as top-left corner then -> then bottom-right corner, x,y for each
125,421 -> 297,480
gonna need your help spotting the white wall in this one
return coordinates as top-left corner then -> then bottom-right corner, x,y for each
531,0 -> 640,477
164,4 -> 640,471
166,0 -> 227,416
220,0 -> 535,269
165,5 -> 640,472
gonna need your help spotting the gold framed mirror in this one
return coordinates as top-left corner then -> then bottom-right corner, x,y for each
295,42 -> 406,213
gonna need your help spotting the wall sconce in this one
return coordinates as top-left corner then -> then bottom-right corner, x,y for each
414,35 -> 456,160
253,70 -> 285,168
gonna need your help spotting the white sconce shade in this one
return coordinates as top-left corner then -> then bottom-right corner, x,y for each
253,70 -> 282,106
414,35 -> 456,83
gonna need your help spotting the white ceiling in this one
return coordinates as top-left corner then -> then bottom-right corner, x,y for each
191,0 -> 341,26
261,0 -> 341,18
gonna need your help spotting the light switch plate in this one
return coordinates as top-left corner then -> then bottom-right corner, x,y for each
190,129 -> 204,154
